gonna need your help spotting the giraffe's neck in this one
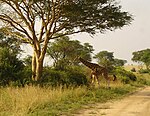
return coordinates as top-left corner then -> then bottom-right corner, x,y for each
79,57 -> 103,70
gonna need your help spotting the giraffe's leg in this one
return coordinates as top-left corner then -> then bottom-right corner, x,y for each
90,74 -> 95,86
93,75 -> 97,86
106,79 -> 110,89
104,72 -> 110,89
97,76 -> 101,88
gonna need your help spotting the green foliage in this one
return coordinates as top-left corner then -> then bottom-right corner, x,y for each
136,74 -> 150,86
60,0 -> 133,34
0,32 -> 27,86
20,66 -> 32,85
0,47 -> 24,86
0,0 -> 133,46
139,69 -> 150,74
0,32 -> 22,54
23,55 -> 32,66
20,0 -> 132,34
94,51 -> 127,73
132,48 -> 150,69
114,58 -> 127,67
114,67 -> 137,84
47,36 -> 94,70
40,67 -> 88,87
94,51 -> 114,70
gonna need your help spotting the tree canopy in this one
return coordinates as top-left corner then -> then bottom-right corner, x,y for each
94,51 -> 127,71
132,49 -> 150,69
47,35 -> 94,70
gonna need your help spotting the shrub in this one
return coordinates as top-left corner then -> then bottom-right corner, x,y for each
114,67 -> 137,83
66,70 -> 88,86
40,67 -> 88,87
120,76 -> 131,84
139,69 -> 150,74
0,47 -> 24,86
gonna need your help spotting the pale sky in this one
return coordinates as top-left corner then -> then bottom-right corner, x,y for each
70,0 -> 150,64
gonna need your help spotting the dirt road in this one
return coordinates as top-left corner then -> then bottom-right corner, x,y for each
74,86 -> 150,116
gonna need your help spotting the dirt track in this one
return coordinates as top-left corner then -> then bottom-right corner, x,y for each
74,86 -> 150,116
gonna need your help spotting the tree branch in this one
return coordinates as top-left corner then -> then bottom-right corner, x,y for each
51,30 -> 84,40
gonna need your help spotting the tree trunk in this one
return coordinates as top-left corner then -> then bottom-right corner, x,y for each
31,52 -> 44,81
32,52 -> 36,81
31,36 -> 49,82
35,58 -> 43,81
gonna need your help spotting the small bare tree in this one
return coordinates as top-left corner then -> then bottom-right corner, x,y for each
0,0 -> 132,81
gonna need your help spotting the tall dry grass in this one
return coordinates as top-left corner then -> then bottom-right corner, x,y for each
0,85 -> 86,116
0,75 -> 148,116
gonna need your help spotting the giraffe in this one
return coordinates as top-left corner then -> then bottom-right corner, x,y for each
79,57 -> 116,88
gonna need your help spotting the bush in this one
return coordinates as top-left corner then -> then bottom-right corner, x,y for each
139,69 -> 150,74
114,67 -> 137,83
66,70 -> 88,86
40,67 -> 88,87
0,47 -> 25,86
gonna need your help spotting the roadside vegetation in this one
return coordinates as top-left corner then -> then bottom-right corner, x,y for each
0,73 -> 150,116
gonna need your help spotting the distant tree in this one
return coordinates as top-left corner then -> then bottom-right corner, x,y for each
94,51 -> 127,72
132,49 -> 150,69
0,0 -> 133,81
94,51 -> 114,68
114,58 -> 127,67
47,36 -> 94,70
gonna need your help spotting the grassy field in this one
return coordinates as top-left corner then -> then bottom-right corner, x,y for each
0,74 -> 150,116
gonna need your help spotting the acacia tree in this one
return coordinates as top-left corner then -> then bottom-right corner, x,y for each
132,49 -> 150,70
94,51 -> 114,68
94,50 -> 127,71
0,0 -> 132,81
47,35 -> 94,70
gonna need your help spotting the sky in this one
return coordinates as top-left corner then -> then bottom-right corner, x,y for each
70,0 -> 150,64
22,0 -> 150,65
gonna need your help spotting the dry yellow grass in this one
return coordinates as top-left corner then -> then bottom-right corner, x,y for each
0,85 -> 86,116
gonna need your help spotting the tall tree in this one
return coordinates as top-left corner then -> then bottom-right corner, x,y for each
94,51 -> 114,68
114,58 -> 127,67
47,35 -> 94,70
132,49 -> 150,69
94,51 -> 127,71
0,0 -> 133,81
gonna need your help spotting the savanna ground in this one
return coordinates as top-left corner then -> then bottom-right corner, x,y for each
0,68 -> 150,116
